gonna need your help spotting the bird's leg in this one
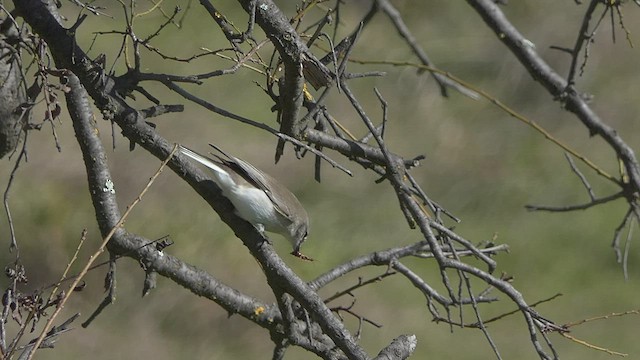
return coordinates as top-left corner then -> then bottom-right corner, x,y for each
253,223 -> 273,245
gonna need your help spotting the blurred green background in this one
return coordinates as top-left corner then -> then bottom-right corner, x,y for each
1,0 -> 639,359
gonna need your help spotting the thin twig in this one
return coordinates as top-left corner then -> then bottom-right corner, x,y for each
612,207 -> 634,263
324,272 -> 395,304
40,236 -> 172,292
45,229 -> 87,306
526,191 -> 624,212
560,332 -> 627,357
465,293 -> 563,327
565,153 -> 596,200
3,134 -> 29,252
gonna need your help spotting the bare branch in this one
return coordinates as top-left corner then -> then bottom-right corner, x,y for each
373,334 -> 417,360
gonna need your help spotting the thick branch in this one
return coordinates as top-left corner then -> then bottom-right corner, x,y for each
0,18 -> 25,158
373,335 -> 417,360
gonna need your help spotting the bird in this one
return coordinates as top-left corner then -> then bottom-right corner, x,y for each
179,144 -> 312,260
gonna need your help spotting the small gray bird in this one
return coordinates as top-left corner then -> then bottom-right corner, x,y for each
179,144 -> 311,260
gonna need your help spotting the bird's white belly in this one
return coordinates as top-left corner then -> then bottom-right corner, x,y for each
227,186 -> 282,231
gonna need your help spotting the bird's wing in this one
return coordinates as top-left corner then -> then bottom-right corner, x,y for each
209,143 -> 296,223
